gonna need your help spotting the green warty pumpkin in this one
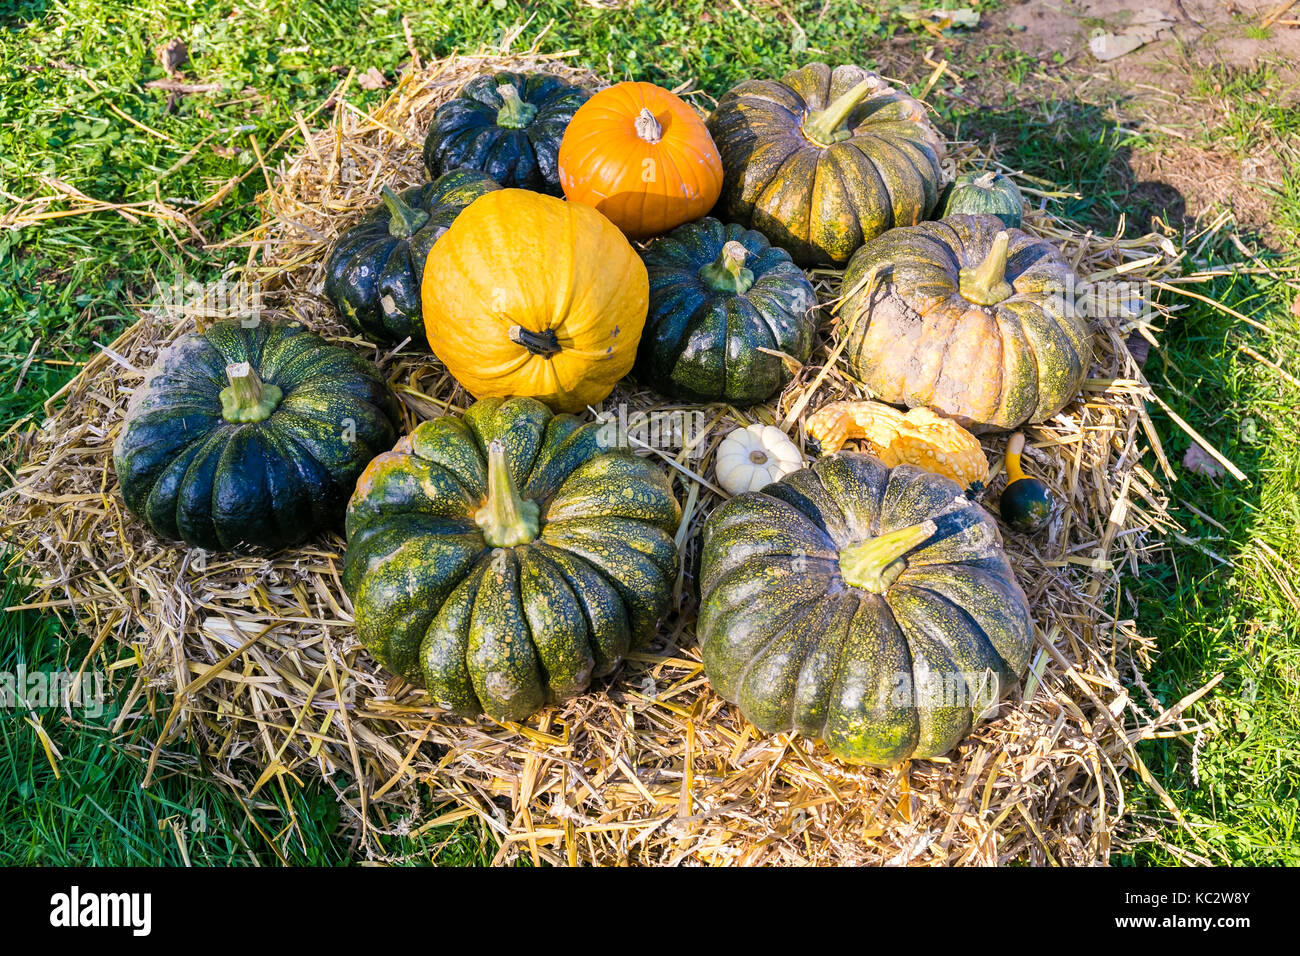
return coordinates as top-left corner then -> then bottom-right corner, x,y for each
706,62 -> 947,267
637,217 -> 818,405
323,170 -> 501,348
423,72 -> 591,194
698,452 -> 1032,765
114,320 -> 401,551
343,397 -> 681,721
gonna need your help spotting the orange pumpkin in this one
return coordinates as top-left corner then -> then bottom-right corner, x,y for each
558,81 -> 723,240
420,189 -> 649,414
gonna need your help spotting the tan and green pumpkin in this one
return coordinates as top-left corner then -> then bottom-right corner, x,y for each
698,452 -> 1032,765
838,214 -> 1093,431
706,62 -> 947,267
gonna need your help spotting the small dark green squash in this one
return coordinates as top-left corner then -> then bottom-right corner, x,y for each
323,170 -> 501,348
637,217 -> 818,405
422,72 -> 592,194
114,320 -> 401,551
998,433 -> 1053,532
343,397 -> 681,721
698,452 -> 1032,765
939,170 -> 1023,229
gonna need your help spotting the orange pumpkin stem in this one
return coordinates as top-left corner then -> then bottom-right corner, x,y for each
495,83 -> 537,130
698,240 -> 755,295
839,519 -> 937,593
475,439 -> 540,547
1004,432 -> 1028,484
634,107 -> 663,144
802,77 -> 876,146
958,230 -> 1014,306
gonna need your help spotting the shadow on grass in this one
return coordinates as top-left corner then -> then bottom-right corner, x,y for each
946,92 -> 1299,863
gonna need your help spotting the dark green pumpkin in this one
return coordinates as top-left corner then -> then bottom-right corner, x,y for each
422,72 -> 591,194
114,320 -> 401,552
323,170 -> 501,348
698,452 -> 1032,766
637,217 -> 818,405
706,62 -> 947,267
939,170 -> 1023,229
343,397 -> 681,721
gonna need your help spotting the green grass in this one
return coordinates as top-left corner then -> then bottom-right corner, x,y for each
2,0 -> 1298,865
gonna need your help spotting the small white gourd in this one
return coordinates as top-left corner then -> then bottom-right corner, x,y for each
715,423 -> 804,495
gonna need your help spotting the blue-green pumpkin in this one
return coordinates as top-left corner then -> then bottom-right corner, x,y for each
637,217 -> 818,405
323,170 -> 501,349
113,320 -> 401,552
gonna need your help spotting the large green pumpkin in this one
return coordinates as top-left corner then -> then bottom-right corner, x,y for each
422,72 -> 591,194
706,62 -> 947,267
838,214 -> 1092,431
343,397 -> 681,721
637,217 -> 818,405
323,170 -> 501,349
114,320 -> 401,551
698,452 -> 1032,766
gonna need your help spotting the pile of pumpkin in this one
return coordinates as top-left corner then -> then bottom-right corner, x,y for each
114,64 -> 1087,767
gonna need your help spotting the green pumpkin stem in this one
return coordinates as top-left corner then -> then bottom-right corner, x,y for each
634,107 -> 663,144
839,519 -> 937,593
802,77 -> 876,146
958,230 -> 1014,306
381,185 -> 430,238
219,362 -> 282,424
508,325 -> 562,358
699,240 -> 755,295
476,438 -> 540,547
495,83 -> 538,130
1004,432 -> 1028,483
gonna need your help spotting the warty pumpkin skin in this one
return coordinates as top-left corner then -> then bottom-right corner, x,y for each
638,217 -> 817,404
698,452 -> 1032,765
114,320 -> 401,552
421,188 -> 649,414
557,81 -> 723,240
323,170 -> 501,348
343,397 -> 681,721
422,72 -> 591,194
706,62 -> 947,267
838,214 -> 1093,431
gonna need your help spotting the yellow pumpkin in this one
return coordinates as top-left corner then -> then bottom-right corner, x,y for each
420,189 -> 649,413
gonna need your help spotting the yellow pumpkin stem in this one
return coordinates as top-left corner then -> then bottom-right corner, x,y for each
698,240 -> 755,295
219,362 -> 282,424
634,107 -> 663,144
802,77 -> 876,146
495,83 -> 538,130
475,439 -> 540,548
839,519 -> 937,593
958,230 -> 1014,306
1004,432 -> 1028,484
